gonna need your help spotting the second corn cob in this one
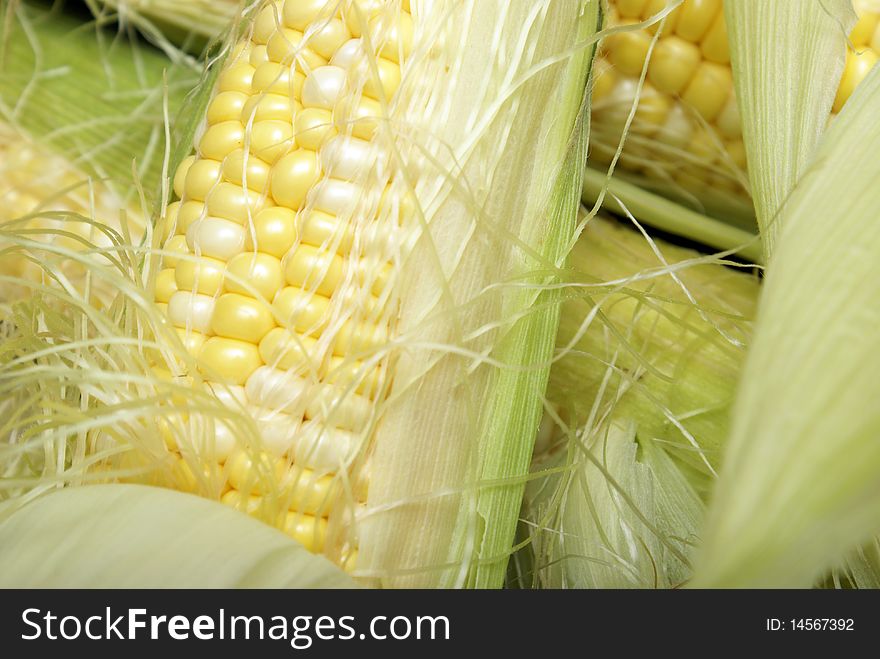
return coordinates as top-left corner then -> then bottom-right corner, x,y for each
591,0 -> 879,223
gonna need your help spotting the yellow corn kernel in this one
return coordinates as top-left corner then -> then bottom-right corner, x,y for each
212,293 -> 277,343
370,13 -> 414,63
294,107 -> 337,149
298,210 -> 351,252
283,0 -> 333,31
248,120 -> 295,163
648,35 -> 701,95
250,44 -> 271,67
175,255 -> 226,296
174,327 -> 207,357
208,91 -> 248,124
155,269 -> 178,303
306,383 -> 372,430
259,327 -> 319,371
162,235 -> 189,269
326,356 -> 382,398
199,121 -> 245,161
273,286 -> 331,332
852,4 -> 879,46
252,61 -> 305,98
161,201 -> 181,242
241,92 -> 299,123
253,1 -> 284,44
174,155 -> 195,198
343,0 -> 384,38
701,10 -> 729,64
225,452 -> 286,493
283,243 -> 344,298
643,0 -> 680,36
680,61 -> 731,122
632,85 -> 674,133
176,200 -> 205,234
221,149 -> 272,192
205,182 -> 267,225
270,149 -> 322,209
334,319 -> 389,357
183,159 -> 222,202
604,21 -> 652,77
716,94 -> 741,139
267,28 -> 326,70
338,95 -> 383,140
617,0 -> 650,18
283,512 -> 328,551
218,62 -> 256,94
307,19 -> 352,60
363,57 -> 402,100
833,48 -> 879,113
222,473 -> 337,516
674,0 -> 720,42
225,252 -> 285,300
199,337 -> 263,385
245,207 -> 299,257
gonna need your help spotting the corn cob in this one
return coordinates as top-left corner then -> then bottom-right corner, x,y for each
150,0 -> 414,569
519,213 -> 757,588
114,0 -> 597,584
591,0 -> 879,220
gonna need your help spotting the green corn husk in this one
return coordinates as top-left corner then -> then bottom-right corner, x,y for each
725,0 -> 856,256
524,420 -> 704,589
693,62 -> 880,588
0,484 -> 355,587
550,216 -> 757,487
515,214 -> 757,588
582,168 -> 763,264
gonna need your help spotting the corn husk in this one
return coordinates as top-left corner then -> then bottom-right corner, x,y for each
725,0 -> 856,256
694,63 -> 880,588
356,0 -> 599,588
0,484 -> 354,587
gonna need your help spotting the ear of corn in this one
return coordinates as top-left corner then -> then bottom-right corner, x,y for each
515,212 -> 756,588
549,214 -> 756,488
78,0 -> 602,588
694,61 -> 880,588
587,0 -> 876,252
